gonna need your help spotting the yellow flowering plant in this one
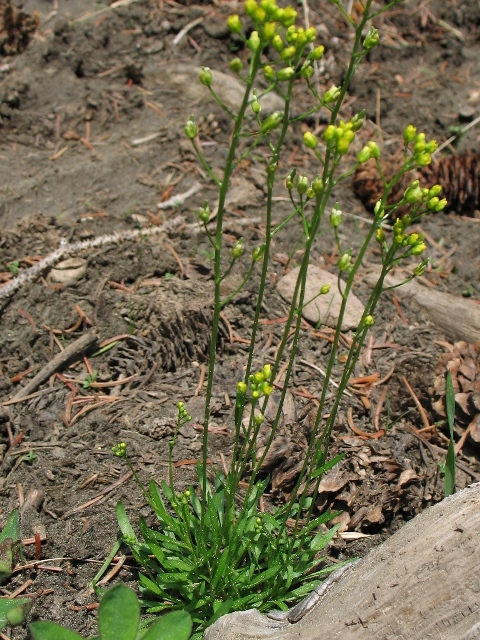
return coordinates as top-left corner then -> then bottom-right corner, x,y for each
113,0 -> 445,636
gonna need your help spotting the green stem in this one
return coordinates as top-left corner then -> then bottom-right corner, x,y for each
201,49 -> 262,525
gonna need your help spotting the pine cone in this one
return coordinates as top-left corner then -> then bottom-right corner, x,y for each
420,152 -> 480,215
430,341 -> 480,446
352,158 -> 410,213
353,152 -> 480,217
0,0 -> 39,55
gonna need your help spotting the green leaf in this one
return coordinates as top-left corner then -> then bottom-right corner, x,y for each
0,539 -> 14,584
310,453 -> 345,480
310,523 -> 340,552
142,610 -> 192,640
139,574 -> 167,598
249,564 -> 281,588
150,483 -> 177,529
211,547 -> 232,590
97,584 -> 139,640
0,510 -> 20,583
207,598 -> 233,627
116,502 -> 138,543
0,510 -> 20,544
188,488 -> 202,519
444,371 -> 456,497
0,597 -> 32,631
29,621 -> 83,640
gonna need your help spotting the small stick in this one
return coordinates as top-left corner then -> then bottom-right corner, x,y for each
164,241 -> 185,277
8,579 -> 34,598
454,417 -> 475,455
374,384 -> 389,431
299,358 -> 353,397
372,366 -> 395,386
10,330 -> 98,401
172,16 -> 205,46
3,387 -> 56,407
392,295 -> 408,325
401,375 -> 431,431
0,216 -> 185,301
157,182 -> 201,209
96,554 -> 127,586
194,364 -> 206,397
17,307 -> 38,333
433,114 -> 480,155
61,470 -> 133,518
219,312 -> 234,343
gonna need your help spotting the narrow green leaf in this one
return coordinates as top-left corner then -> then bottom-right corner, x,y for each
97,584 -> 139,640
310,523 -> 340,552
29,621 -> 83,640
249,565 -> 281,588
207,598 -> 233,626
162,556 -> 194,572
310,453 -> 345,480
444,371 -> 456,496
90,539 -> 122,593
189,487 -> 202,518
142,610 -> 192,640
211,547 -> 231,590
116,502 -> 137,543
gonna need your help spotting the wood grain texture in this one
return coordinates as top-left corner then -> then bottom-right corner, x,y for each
364,268 -> 480,343
205,482 -> 480,640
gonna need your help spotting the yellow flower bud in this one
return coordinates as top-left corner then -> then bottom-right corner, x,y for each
272,34 -> 283,51
403,124 -> 416,143
411,242 -> 427,255
263,21 -> 276,39
323,125 -> 336,142
227,14 -> 242,33
303,131 -> 317,148
277,66 -> 295,81
311,44 -> 324,60
248,31 -> 261,52
229,58 -> 243,73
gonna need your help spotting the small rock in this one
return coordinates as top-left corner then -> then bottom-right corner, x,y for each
458,104 -> 476,122
276,265 -> 365,331
48,257 -> 87,284
155,64 -> 284,115
203,19 -> 230,39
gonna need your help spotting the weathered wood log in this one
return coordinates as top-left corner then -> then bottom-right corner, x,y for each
364,267 -> 480,343
204,482 -> 480,640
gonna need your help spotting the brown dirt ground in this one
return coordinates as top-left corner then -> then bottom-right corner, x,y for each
1,0 -> 480,636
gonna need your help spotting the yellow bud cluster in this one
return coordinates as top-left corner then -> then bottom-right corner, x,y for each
391,215 -> 427,255
244,0 -> 298,29
322,119 -> 357,155
403,125 -> 438,168
247,364 -> 273,400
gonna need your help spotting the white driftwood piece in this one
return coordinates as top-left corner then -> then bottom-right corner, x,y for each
364,267 -> 480,343
204,482 -> 480,640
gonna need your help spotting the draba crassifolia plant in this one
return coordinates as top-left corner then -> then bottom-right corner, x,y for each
113,0 -> 446,636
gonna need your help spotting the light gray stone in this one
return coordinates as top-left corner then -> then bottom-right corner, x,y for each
154,64 -> 284,115
276,265 -> 364,331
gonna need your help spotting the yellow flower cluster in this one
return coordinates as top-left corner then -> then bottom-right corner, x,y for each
323,117 -> 363,155
391,216 -> 426,254
403,125 -> 438,168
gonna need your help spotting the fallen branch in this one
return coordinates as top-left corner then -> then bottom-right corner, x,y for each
8,329 -> 98,401
0,214 -> 187,301
365,267 -> 480,342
